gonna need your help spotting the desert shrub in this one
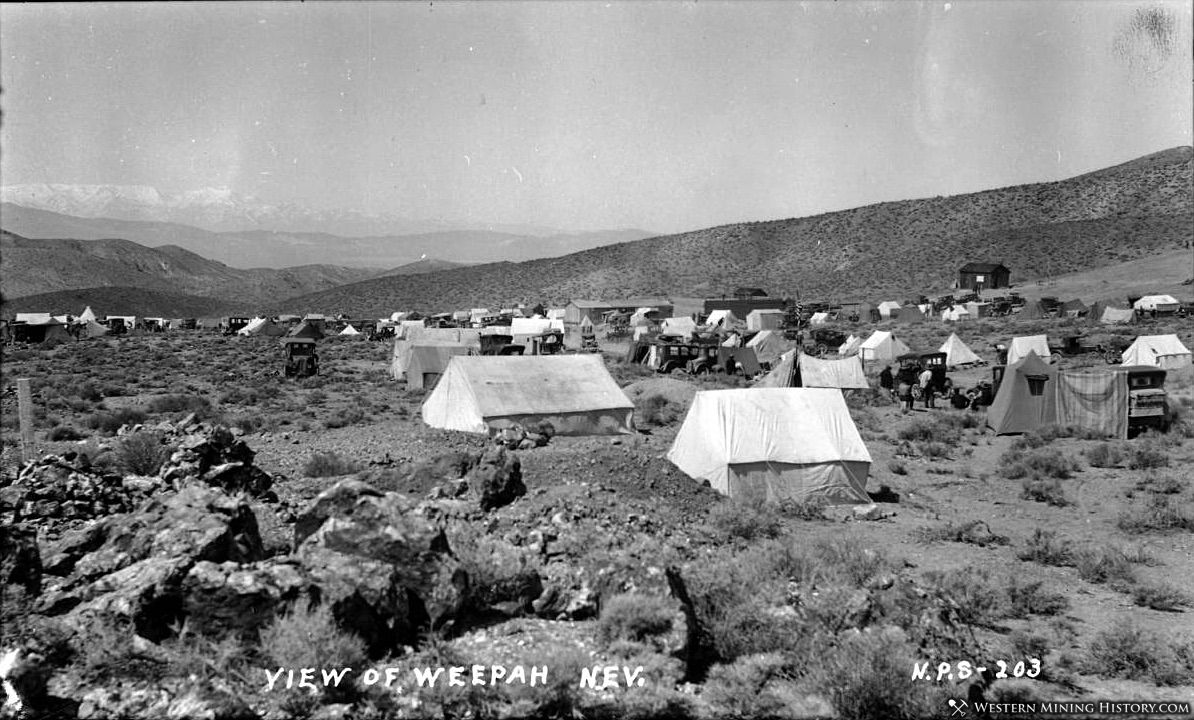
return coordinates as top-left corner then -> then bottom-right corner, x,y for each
1129,443 -> 1169,470
923,567 -> 1002,627
914,520 -> 1008,547
777,497 -> 829,521
147,393 -> 212,415
1074,547 -> 1137,587
639,393 -> 683,426
74,613 -> 164,683
700,653 -> 806,720
114,431 -> 172,476
918,441 -> 952,459
1135,471 -> 1184,495
1006,630 -> 1050,662
446,529 -> 542,611
705,499 -> 784,542
887,459 -> 908,475
598,593 -> 675,645
302,451 -> 363,478
814,629 -> 944,720
898,417 -> 962,446
218,386 -> 260,405
999,446 -> 1081,480
1116,495 -> 1194,534
1017,529 -> 1074,566
324,405 -> 367,429
259,599 -> 367,705
163,620 -> 254,686
1130,582 -> 1190,612
1020,478 -> 1071,506
84,407 -> 148,435
47,425 -> 85,441
1083,619 -> 1194,686
1005,576 -> 1069,617
1084,441 -> 1125,468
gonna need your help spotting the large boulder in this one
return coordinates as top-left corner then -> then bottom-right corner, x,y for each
181,560 -> 313,641
292,478 -> 383,549
0,524 -> 42,599
37,485 -> 265,641
467,446 -> 525,511
1,454 -> 154,524
160,426 -> 273,498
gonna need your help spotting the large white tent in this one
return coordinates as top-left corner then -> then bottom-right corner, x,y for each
756,351 -> 869,390
1132,295 -> 1180,313
391,327 -> 482,380
858,331 -> 911,365
746,329 -> 788,366
1006,335 -> 1052,366
421,355 -> 635,436
705,309 -> 741,329
939,333 -> 982,367
746,309 -> 785,332
667,388 -> 872,505
1120,334 -> 1192,369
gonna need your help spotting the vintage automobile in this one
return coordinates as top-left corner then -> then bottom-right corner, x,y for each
283,338 -> 319,378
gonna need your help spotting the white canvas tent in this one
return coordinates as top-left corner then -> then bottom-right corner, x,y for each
661,316 -> 698,339
1099,307 -> 1136,325
877,301 -> 901,319
838,334 -> 862,356
756,351 -> 869,390
667,388 -> 871,505
746,330 -> 788,366
1120,334 -> 1192,369
78,306 -> 98,323
1006,335 -> 1052,366
939,333 -> 982,367
746,309 -> 785,332
941,306 -> 972,322
339,325 -> 361,336
705,309 -> 740,329
391,327 -> 483,379
1133,295 -> 1180,313
808,312 -> 830,326
421,355 -> 635,436
546,308 -> 567,321
15,313 -> 53,324
859,331 -> 911,365
510,317 -> 554,336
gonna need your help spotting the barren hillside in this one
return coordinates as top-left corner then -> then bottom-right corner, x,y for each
274,147 -> 1193,316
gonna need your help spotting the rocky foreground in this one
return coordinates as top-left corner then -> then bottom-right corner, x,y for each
1,416 -> 987,719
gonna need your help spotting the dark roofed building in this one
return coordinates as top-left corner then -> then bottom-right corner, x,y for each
732,287 -> 769,300
958,262 -> 1010,291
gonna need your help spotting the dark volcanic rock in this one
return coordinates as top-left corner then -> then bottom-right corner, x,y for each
181,559 -> 313,640
1,523 -> 42,598
292,478 -> 384,549
467,446 -> 525,511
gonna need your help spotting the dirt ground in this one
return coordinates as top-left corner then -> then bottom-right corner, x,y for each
3,319 -> 1194,714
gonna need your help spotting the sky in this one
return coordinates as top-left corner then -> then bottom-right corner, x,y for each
1,1 -> 1191,234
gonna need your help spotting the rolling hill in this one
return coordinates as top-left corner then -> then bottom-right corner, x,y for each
0,231 -> 379,303
0,203 -> 654,269
270,147 -> 1194,316
379,257 -> 470,276
0,286 -> 244,319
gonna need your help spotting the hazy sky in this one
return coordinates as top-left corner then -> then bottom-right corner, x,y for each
2,1 -> 1190,234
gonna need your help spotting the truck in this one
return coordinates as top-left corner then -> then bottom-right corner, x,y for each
1120,366 -> 1170,435
282,338 -> 319,378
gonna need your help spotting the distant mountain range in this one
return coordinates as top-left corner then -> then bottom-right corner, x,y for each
0,202 -> 654,269
0,230 -> 380,304
1,286 -> 242,319
268,147 -> 1194,316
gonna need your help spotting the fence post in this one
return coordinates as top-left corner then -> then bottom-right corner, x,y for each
17,378 -> 35,463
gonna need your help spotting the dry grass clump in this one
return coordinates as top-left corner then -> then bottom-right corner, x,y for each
914,520 -> 1009,547
114,431 -> 172,476
1017,528 -> 1074,566
302,451 -> 364,478
1082,619 -> 1194,686
1116,494 -> 1193,534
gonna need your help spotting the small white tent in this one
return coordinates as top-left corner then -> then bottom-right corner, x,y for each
661,316 -> 698,339
746,309 -> 785,332
339,324 -> 361,336
237,317 -> 269,336
667,388 -> 872,505
941,306 -> 972,323
705,309 -> 740,329
1120,334 -> 1192,369
1006,335 -> 1052,366
859,331 -> 911,365
939,333 -> 982,367
877,301 -> 901,319
1133,295 -> 1180,314
421,355 -> 635,436
78,306 -> 98,323
746,329 -> 788,366
838,335 -> 862,356
808,312 -> 830,326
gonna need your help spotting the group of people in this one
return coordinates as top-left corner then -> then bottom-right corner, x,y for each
878,363 -> 974,412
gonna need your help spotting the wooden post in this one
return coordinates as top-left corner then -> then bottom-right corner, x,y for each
17,378 -> 35,463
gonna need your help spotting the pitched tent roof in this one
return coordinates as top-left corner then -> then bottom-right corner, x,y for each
78,306 -> 97,322
877,301 -> 901,318
705,309 -> 740,328
808,312 -> 830,326
1120,334 -> 1192,369
859,331 -> 911,364
391,327 -> 483,380
1016,301 -> 1048,320
746,309 -> 786,331
757,351 -> 869,390
661,316 -> 698,339
237,317 -> 269,336
421,355 -> 635,436
406,344 -> 473,390
1099,306 -> 1137,325
1133,295 -> 1180,312
667,388 -> 872,505
745,329 -> 788,365
1060,299 -> 1088,316
986,352 -> 1058,435
838,334 -> 862,356
339,324 -> 361,336
1007,335 -> 1051,366
939,333 -> 982,366
83,320 -> 110,338
288,321 -> 325,339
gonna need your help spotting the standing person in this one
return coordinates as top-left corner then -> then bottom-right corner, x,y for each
879,365 -> 895,402
896,364 -> 917,413
919,365 -> 935,408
